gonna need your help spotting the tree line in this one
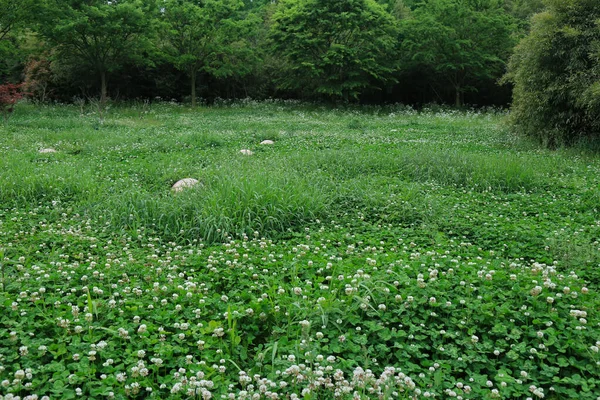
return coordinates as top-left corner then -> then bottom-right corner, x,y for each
0,0 -> 544,107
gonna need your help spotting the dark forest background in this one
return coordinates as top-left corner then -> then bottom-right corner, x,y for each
0,0 -> 546,106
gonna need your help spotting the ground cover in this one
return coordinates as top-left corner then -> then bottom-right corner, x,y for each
0,101 -> 599,399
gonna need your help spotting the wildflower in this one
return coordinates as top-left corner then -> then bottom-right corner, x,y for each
530,286 -> 542,296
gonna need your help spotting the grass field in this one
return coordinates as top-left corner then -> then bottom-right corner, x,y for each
0,101 -> 599,399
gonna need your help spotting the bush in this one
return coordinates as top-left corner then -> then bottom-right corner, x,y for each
505,0 -> 600,147
0,83 -> 24,122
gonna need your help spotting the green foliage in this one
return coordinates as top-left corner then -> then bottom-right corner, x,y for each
0,0 -> 35,43
161,0 -> 259,106
270,0 -> 399,101
505,0 -> 546,29
0,0 -> 36,81
35,0 -> 158,102
400,0 -> 516,106
505,0 -> 600,146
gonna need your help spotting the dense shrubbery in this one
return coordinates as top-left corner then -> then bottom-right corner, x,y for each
505,0 -> 600,146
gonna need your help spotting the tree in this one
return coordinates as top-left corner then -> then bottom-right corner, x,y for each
270,0 -> 399,102
0,0 -> 35,43
400,0 -> 516,106
36,0 -> 157,104
504,0 -> 545,28
0,0 -> 35,81
161,0 -> 257,107
505,0 -> 600,146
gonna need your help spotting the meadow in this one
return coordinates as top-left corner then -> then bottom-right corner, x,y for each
0,100 -> 599,399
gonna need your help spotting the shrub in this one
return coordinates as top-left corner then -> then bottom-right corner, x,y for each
0,83 -> 24,122
505,0 -> 600,147
23,57 -> 54,103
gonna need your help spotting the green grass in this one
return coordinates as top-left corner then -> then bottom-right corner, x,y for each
0,101 -> 599,399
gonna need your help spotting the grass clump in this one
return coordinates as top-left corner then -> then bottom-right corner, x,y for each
101,160 -> 329,242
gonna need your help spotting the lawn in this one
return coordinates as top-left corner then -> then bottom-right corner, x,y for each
0,101 -> 599,399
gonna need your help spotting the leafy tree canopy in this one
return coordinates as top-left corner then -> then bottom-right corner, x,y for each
400,0 -> 516,106
270,0 -> 399,101
36,0 -> 158,102
161,0 -> 259,106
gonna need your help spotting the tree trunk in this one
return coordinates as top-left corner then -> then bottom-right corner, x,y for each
100,70 -> 107,105
455,86 -> 462,107
191,70 -> 197,107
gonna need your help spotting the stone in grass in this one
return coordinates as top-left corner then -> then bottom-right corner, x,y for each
171,178 -> 199,192
260,140 -> 274,145
240,149 -> 253,155
39,148 -> 57,154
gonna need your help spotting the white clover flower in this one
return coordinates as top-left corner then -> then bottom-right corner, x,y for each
213,327 -> 225,337
530,286 -> 542,296
299,320 -> 310,328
